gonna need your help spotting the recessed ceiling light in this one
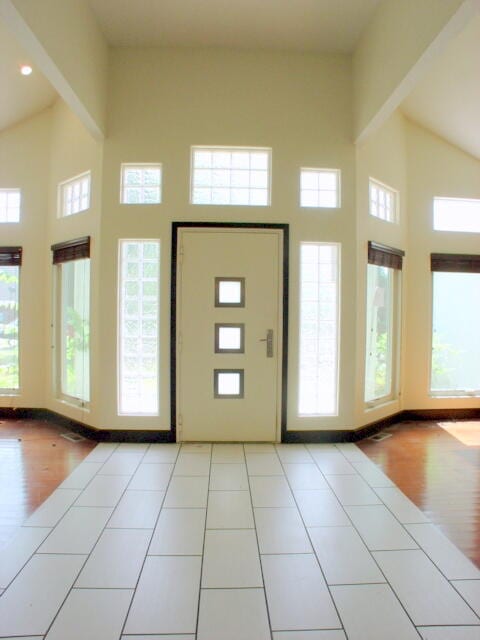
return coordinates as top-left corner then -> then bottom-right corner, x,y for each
20,65 -> 33,76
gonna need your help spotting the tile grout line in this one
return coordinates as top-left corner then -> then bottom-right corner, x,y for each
194,443 -> 213,639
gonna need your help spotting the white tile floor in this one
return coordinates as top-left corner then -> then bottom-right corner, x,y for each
0,441 -> 479,640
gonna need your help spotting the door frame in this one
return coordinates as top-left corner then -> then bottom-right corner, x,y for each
171,221 -> 289,442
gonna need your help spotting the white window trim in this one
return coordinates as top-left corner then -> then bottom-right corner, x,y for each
369,177 -> 399,224
120,163 -> 163,205
0,188 -> 21,223
300,167 -> 341,209
57,171 -> 91,218
0,264 -> 21,395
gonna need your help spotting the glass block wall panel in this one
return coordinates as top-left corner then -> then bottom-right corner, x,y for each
0,265 -> 20,391
0,189 -> 21,223
191,147 -> 271,206
300,169 -> 340,208
118,240 -> 160,415
433,197 -> 480,233
369,179 -> 397,222
299,243 -> 340,415
121,164 -> 162,204
59,172 -> 91,217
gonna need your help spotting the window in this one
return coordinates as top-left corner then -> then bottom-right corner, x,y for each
433,197 -> 480,233
369,178 -> 398,223
430,253 -> 480,396
118,240 -> 160,415
300,169 -> 340,208
364,243 -> 404,404
52,237 -> 90,405
299,243 -> 340,416
0,247 -> 21,393
0,189 -> 21,223
58,172 -> 91,217
120,164 -> 162,204
191,147 -> 271,206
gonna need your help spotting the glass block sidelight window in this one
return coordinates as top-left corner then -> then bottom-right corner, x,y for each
433,197 -> 480,233
58,172 -> 91,217
121,164 -> 162,204
191,147 -> 271,206
0,189 -> 21,222
300,169 -> 340,208
299,243 -> 340,416
118,240 -> 160,415
369,178 -> 398,222
0,247 -> 22,393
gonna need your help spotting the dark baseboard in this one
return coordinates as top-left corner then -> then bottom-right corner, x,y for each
1,406 -> 479,444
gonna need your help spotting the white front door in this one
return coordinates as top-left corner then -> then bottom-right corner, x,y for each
176,227 -> 284,442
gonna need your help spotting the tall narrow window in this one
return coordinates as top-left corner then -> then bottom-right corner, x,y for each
369,179 -> 398,223
0,189 -> 21,223
118,240 -> 160,415
0,247 -> 21,393
431,253 -> 480,396
58,172 -> 91,217
52,237 -> 90,405
299,243 -> 340,416
364,242 -> 403,404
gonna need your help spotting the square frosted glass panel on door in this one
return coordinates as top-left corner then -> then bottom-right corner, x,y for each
118,240 -> 160,415
59,172 -> 91,217
191,147 -> 270,206
433,198 -> 480,233
298,243 -> 340,416
300,169 -> 340,208
121,164 -> 162,204
0,189 -> 21,222
431,272 -> 480,395
214,369 -> 244,398
0,265 -> 20,392
215,277 -> 245,307
215,324 -> 245,353
369,179 -> 398,223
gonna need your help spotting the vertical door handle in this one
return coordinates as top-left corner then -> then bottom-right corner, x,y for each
259,329 -> 274,357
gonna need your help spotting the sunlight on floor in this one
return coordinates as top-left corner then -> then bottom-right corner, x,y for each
438,421 -> 480,446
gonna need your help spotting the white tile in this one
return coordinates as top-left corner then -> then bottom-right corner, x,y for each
273,633 -> 347,640
376,487 -> 430,523
262,554 -> 341,631
0,637 -> 42,640
373,549 -> 479,625
326,475 -> 382,506
308,526 -> 385,585
207,490 -> 254,529
210,463 -> 249,490
345,505 -> 417,550
406,524 -> 480,580
124,556 -> 201,634
164,476 -> 209,507
212,443 -> 245,463
38,507 -> 112,554
75,475 -> 130,507
181,442 -> 212,452
283,464 -> 329,490
99,452 -> 143,475
246,452 -> 284,475
59,462 -> 104,489
331,583 -> 420,640
250,476 -> 295,507
0,554 -> 85,636
275,444 -> 313,463
352,461 -> 395,488
255,508 -> 312,554
117,443 -> 149,453
24,488 -> 81,527
149,508 -> 206,554
197,588 -> 270,640
122,636 -> 194,640
107,490 -> 164,528
451,580 -> 480,617
418,626 -> 480,639
143,443 -> 180,463
45,588 -> 133,640
128,463 -> 173,490
0,526 -> 51,588
75,529 -> 151,587
311,451 -> 356,475
244,443 -> 275,452
202,529 -> 262,587
174,452 -> 211,476
307,444 -> 339,453
334,443 -> 370,462
83,442 -> 118,463
294,490 -> 350,527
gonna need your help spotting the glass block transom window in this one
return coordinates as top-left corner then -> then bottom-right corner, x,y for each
118,240 -> 160,415
299,242 -> 340,416
300,169 -> 340,208
191,147 -> 271,206
58,172 -> 91,217
121,164 -> 162,204
0,189 -> 21,223
369,178 -> 398,223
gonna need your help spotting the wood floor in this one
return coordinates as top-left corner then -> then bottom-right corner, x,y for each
0,416 -> 479,570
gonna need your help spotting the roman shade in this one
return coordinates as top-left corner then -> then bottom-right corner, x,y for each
51,236 -> 90,264
368,241 -> 404,270
0,246 -> 22,266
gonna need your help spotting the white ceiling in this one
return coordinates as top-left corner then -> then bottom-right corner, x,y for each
0,19 -> 57,133
401,14 -> 480,160
88,0 -> 381,52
